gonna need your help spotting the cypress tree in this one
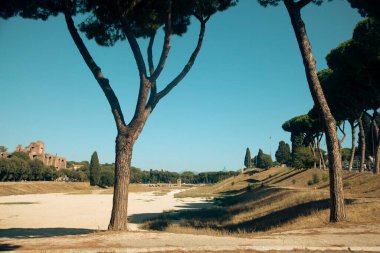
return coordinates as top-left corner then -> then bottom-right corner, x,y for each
244,148 -> 252,169
275,141 -> 291,165
89,151 -> 101,186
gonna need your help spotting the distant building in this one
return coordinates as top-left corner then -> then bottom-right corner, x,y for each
69,164 -> 84,170
15,141 -> 67,169
0,151 -> 11,158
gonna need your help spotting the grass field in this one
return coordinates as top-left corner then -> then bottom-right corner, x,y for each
143,167 -> 380,236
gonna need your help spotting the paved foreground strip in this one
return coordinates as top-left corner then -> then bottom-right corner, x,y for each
1,224 -> 379,252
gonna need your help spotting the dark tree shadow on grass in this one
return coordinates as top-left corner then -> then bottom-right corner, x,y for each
0,243 -> 21,251
219,199 -> 354,233
269,169 -> 306,184
0,228 -> 95,239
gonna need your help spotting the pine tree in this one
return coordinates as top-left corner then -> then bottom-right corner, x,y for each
89,151 -> 101,186
244,148 -> 252,169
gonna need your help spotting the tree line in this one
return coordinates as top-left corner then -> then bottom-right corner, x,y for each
0,150 -> 239,186
89,152 -> 239,187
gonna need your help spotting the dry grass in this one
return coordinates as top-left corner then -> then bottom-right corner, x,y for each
0,181 -> 185,196
0,181 -> 99,196
143,167 -> 380,237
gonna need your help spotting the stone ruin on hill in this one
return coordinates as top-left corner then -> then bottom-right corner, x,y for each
0,141 -> 67,169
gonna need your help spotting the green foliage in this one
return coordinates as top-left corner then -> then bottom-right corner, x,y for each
347,0 -> 380,19
11,151 -> 30,160
307,173 -> 320,186
292,179 -> 296,185
76,0 -> 237,46
275,141 -> 291,164
99,168 -> 115,187
244,147 -> 252,168
257,0 -> 323,7
246,184 -> 255,191
0,146 -> 7,152
256,149 -> 273,169
89,151 -> 101,186
322,173 -> 329,182
323,18 -> 380,122
341,148 -> 352,162
293,147 -> 314,169
0,157 -> 58,182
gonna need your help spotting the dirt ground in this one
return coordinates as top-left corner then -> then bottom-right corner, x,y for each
0,189 -> 379,252
0,189 -> 210,231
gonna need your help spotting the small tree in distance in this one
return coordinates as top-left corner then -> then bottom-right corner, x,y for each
256,149 -> 273,169
89,151 -> 101,186
275,141 -> 291,165
244,147 -> 252,169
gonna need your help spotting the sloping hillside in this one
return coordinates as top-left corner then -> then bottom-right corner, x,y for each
146,167 -> 380,236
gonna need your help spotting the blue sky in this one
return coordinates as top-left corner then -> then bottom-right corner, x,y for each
0,0 -> 362,172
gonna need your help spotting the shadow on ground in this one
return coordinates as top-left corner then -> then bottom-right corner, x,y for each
144,184 -> 354,234
0,228 -> 95,239
0,243 -> 21,251
129,201 -> 212,225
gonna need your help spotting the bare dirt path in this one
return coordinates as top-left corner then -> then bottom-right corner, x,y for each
0,189 -> 210,231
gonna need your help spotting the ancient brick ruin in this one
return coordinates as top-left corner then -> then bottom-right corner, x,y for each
15,141 -> 67,169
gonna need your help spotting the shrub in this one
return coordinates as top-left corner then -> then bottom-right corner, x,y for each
246,184 -> 255,191
99,169 -> 114,187
312,173 -> 320,184
343,181 -> 351,188
308,173 -> 320,186
292,179 -> 296,185
322,173 -> 329,182
293,147 -> 314,169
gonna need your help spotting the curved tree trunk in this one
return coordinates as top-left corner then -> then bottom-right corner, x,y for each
358,115 -> 366,173
348,120 -> 356,172
284,0 -> 345,222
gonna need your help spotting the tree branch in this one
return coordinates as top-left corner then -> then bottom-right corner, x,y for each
118,6 -> 150,122
146,32 -> 158,111
149,0 -> 172,82
147,32 -> 156,76
156,18 -> 207,102
120,19 -> 147,80
295,0 -> 312,9
64,13 -> 126,133
338,121 -> 346,144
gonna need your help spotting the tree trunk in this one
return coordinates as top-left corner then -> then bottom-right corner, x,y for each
348,120 -> 356,172
284,0 -> 345,222
108,134 -> 134,231
358,116 -> 366,173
